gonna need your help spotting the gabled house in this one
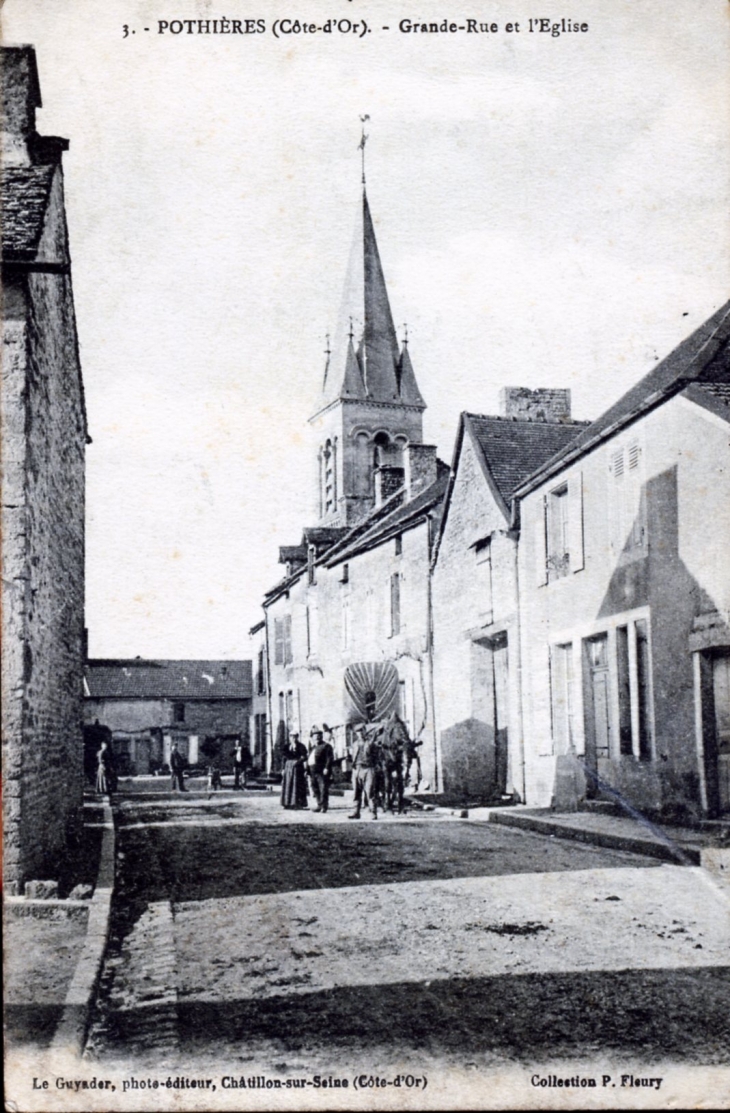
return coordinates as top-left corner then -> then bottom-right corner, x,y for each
432,390 -> 587,801
84,659 -> 252,775
514,302 -> 730,819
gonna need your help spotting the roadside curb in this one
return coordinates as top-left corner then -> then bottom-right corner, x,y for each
485,808 -> 702,865
49,799 -> 116,1059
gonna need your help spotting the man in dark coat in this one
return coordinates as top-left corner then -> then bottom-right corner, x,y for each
308,729 -> 334,813
348,725 -> 381,820
170,743 -> 187,792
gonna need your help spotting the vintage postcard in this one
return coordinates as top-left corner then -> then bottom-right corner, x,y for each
2,0 -> 729,1109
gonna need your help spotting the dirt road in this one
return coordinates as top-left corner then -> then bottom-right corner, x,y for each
84,792 -> 730,1077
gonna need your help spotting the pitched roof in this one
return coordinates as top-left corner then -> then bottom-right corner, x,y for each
513,300 -> 730,497
467,414 -> 589,505
1,164 -> 55,260
85,659 -> 252,701
318,190 -> 425,412
324,461 -> 450,565
684,378 -> 730,422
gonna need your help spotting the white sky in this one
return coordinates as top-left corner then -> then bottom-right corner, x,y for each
5,0 -> 729,659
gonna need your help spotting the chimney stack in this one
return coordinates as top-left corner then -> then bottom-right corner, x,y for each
1,46 -> 42,166
404,444 -> 438,498
499,386 -> 572,423
374,465 -> 404,507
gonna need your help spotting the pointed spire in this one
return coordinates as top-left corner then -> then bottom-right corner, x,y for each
397,341 -> 425,407
317,132 -> 425,413
341,337 -> 367,398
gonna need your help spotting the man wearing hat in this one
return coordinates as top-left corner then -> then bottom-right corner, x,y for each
348,724 -> 381,820
307,729 -> 335,813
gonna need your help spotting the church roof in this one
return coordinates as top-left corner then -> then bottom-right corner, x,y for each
319,190 -> 425,411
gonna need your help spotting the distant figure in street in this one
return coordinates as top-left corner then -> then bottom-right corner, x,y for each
307,729 -> 335,813
207,762 -> 223,798
348,724 -> 381,820
280,733 -> 308,809
170,743 -> 187,793
95,740 -> 115,797
233,740 -> 248,790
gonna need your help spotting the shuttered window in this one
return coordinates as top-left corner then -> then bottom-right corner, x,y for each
274,615 -> 292,666
609,440 -> 646,560
390,572 -> 401,636
536,472 -> 584,584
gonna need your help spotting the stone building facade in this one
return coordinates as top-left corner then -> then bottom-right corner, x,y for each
1,46 -> 88,890
432,393 -> 587,802
515,303 -> 730,819
84,659 -> 253,775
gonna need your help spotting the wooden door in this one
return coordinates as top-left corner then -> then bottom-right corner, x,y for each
492,637 -> 509,796
585,635 -> 611,793
714,653 -> 730,814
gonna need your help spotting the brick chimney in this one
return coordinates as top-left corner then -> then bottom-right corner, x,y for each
404,444 -> 438,499
374,465 -> 404,506
1,46 -> 42,166
499,387 -> 572,423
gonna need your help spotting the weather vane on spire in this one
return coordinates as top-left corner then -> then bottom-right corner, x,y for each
358,114 -> 370,186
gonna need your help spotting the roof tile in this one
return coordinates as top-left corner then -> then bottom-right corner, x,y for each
85,659 -> 252,701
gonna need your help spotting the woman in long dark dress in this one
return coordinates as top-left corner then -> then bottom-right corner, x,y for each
280,734 -> 308,809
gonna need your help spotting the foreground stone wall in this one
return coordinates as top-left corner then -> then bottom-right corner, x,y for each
2,167 -> 86,889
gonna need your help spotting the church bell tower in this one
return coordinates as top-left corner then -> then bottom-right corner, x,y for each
309,182 -> 426,528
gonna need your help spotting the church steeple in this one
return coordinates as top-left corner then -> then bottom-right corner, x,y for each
311,153 -> 427,528
320,190 -> 426,410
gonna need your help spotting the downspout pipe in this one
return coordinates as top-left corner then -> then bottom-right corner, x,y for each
426,512 -> 439,793
262,605 -> 275,775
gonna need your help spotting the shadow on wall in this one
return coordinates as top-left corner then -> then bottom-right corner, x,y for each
440,718 -> 503,802
593,465 -> 723,819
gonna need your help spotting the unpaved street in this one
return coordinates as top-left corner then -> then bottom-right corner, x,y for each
85,792 -> 730,1076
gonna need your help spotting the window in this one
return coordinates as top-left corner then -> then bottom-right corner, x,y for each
322,439 -> 337,515
256,648 -> 265,695
635,619 -> 652,760
173,702 -> 185,723
548,485 -> 570,578
551,643 -> 575,755
609,439 -> 646,561
273,615 -> 292,666
535,473 -> 584,586
305,604 -> 318,658
390,572 -> 401,636
475,538 -> 493,622
583,618 -> 654,763
394,534 -> 402,556
341,563 -> 349,584
254,713 -> 267,759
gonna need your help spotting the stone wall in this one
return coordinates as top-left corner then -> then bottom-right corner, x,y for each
2,166 -> 86,889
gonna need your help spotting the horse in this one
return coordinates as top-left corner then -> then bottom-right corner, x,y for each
378,712 -> 411,814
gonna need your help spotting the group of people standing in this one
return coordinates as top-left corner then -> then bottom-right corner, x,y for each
279,713 -> 422,819
280,727 -> 335,813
